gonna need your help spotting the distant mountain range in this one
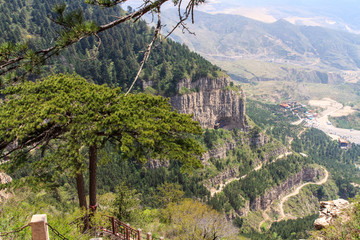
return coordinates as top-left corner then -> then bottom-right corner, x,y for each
157,9 -> 360,82
164,10 -> 360,71
196,0 -> 360,34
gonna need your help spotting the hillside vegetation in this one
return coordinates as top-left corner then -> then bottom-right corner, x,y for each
0,0 -> 221,95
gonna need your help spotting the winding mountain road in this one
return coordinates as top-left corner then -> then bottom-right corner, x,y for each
278,168 -> 329,219
258,167 -> 329,231
209,163 -> 263,197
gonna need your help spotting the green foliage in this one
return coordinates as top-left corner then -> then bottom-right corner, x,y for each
96,157 -> 210,208
292,128 -> 360,199
162,199 -> 238,240
224,155 -> 308,207
329,112 -> 360,130
269,214 -> 318,239
246,99 -> 301,144
203,128 -> 233,150
179,87 -> 192,95
207,152 -> 310,213
243,214 -> 317,240
0,187 -> 84,239
112,182 -> 141,223
0,0 -> 221,91
204,129 -> 219,149
224,83 -> 242,95
154,181 -> 185,207
0,74 -> 204,177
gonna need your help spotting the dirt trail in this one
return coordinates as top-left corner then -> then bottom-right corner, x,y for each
278,168 -> 329,218
258,211 -> 271,231
210,163 -> 263,197
209,176 -> 241,197
209,128 -> 308,197
258,168 -> 329,231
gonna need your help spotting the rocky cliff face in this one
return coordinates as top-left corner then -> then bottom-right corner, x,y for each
205,167 -> 239,188
170,77 -> 247,130
201,141 -> 237,164
250,132 -> 269,147
250,167 -> 324,211
314,199 -> 350,230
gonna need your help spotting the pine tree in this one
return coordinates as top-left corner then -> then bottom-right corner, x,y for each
0,73 -> 205,228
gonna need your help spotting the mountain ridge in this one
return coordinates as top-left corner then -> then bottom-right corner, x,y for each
162,9 -> 360,80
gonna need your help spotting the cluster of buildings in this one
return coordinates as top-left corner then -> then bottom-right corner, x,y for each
279,101 -> 350,149
280,101 -> 317,120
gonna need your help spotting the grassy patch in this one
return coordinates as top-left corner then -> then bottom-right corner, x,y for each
329,112 -> 360,130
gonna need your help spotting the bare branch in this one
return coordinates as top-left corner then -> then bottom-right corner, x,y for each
73,34 -> 102,62
0,122 -> 68,159
164,0 -> 197,39
125,6 -> 162,96
98,0 -> 168,33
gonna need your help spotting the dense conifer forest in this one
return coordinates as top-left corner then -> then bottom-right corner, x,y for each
0,0 -> 220,94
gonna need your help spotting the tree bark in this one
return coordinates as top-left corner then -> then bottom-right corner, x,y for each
76,172 -> 87,209
76,172 -> 89,232
89,144 -> 98,213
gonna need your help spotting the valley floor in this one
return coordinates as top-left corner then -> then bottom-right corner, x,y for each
307,98 -> 360,144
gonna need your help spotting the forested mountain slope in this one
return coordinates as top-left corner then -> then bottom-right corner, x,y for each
0,0 -> 220,95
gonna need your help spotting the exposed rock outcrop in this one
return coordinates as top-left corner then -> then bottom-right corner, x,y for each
250,132 -> 269,147
204,167 -> 239,188
147,140 -> 238,168
0,172 -> 11,184
201,141 -> 237,164
314,199 -> 350,230
170,77 -> 247,130
0,172 -> 12,201
146,159 -> 170,169
263,146 -> 288,162
250,167 -> 324,211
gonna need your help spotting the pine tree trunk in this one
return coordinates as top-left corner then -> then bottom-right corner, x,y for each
89,144 -> 98,213
76,172 -> 89,232
76,172 -> 87,209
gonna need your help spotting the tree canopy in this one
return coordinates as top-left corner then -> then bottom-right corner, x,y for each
0,74 -> 204,214
163,198 -> 238,240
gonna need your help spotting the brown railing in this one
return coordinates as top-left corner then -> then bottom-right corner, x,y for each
100,215 -> 165,240
101,215 -> 141,240
1,214 -> 164,240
